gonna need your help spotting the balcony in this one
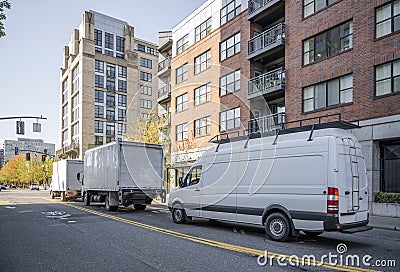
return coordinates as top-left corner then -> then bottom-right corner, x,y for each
157,84 -> 171,103
248,0 -> 284,23
248,23 -> 285,60
248,112 -> 285,134
157,57 -> 171,77
248,67 -> 285,99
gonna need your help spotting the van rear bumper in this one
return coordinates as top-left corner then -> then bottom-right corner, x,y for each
324,215 -> 370,232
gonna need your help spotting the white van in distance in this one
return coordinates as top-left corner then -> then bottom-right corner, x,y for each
168,123 -> 372,241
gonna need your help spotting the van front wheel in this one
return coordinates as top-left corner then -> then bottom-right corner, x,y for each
265,213 -> 291,242
172,208 -> 187,224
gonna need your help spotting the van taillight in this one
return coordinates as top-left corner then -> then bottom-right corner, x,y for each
327,187 -> 339,214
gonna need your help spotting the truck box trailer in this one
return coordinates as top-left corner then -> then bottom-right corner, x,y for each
169,123 -> 372,241
81,141 -> 164,211
50,159 -> 84,201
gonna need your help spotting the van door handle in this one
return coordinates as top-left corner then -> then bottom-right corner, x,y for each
345,191 -> 350,195
194,189 -> 200,192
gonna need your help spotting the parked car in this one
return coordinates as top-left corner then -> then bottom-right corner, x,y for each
30,183 -> 40,190
0,184 -> 6,190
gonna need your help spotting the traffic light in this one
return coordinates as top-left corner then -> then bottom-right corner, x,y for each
41,155 -> 46,162
44,149 -> 47,155
26,153 -> 31,161
14,147 -> 19,155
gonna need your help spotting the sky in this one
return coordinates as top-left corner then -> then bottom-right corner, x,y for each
0,0 -> 204,149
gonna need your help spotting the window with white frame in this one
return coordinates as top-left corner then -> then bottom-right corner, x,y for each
106,108 -> 115,121
118,95 -> 127,107
118,109 -> 126,121
95,75 -> 104,88
95,105 -> 104,118
140,99 -> 152,109
106,123 -> 115,137
220,70 -> 240,96
95,120 -> 103,133
95,90 -> 104,103
118,66 -> 127,78
72,65 -> 79,92
195,17 -> 212,42
194,116 -> 211,137
303,74 -> 353,112
176,93 -> 188,112
117,123 -> 126,136
95,60 -> 104,73
140,71 -> 152,82
194,83 -> 211,106
303,0 -> 338,18
140,85 -> 152,96
118,80 -> 126,92
221,0 -> 241,25
220,32 -> 240,61
176,63 -> 188,84
375,59 -> 400,96
376,0 -> 400,38
176,34 -> 189,55
176,123 -> 188,141
195,50 -> 211,74
220,107 -> 240,131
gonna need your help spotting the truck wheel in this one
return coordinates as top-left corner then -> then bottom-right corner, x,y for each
172,208 -> 187,224
84,192 -> 91,206
105,197 -> 118,212
134,204 -> 146,210
61,192 -> 67,202
304,231 -> 323,237
51,191 -> 55,199
265,213 -> 291,242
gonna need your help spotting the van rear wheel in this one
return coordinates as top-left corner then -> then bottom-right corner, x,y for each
134,204 -> 146,210
265,213 -> 291,242
172,208 -> 187,224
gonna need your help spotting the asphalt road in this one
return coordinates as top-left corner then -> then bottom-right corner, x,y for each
0,189 -> 399,272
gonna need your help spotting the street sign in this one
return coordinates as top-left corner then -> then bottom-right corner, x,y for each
33,123 -> 41,133
16,121 -> 25,135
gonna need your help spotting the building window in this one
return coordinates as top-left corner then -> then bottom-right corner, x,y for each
376,0 -> 400,38
117,123 -> 126,136
195,50 -> 211,74
95,120 -> 103,133
375,59 -> 400,96
194,116 -> 211,137
116,36 -> 124,51
72,65 -> 79,92
195,17 -> 212,42
220,107 -> 240,131
106,64 -> 115,78
95,75 -> 104,88
95,135 -> 103,145
118,66 -> 127,78
62,80 -> 68,104
140,57 -> 153,69
140,85 -> 152,96
94,29 -> 102,47
118,95 -> 127,107
176,63 -> 188,84
194,83 -> 211,106
147,47 -> 156,55
106,93 -> 115,107
106,123 -> 115,137
220,70 -> 240,96
105,32 -> 114,50
176,34 -> 189,55
220,32 -> 240,61
106,78 -> 115,91
118,80 -> 126,92
106,108 -> 115,121
118,109 -> 126,121
140,71 -> 152,82
303,74 -> 353,112
95,105 -> 104,118
95,90 -> 104,103
380,141 -> 400,193
95,60 -> 104,73
140,99 -> 152,109
303,0 -> 338,18
176,93 -> 188,112
72,122 -> 79,137
137,44 -> 146,52
140,113 -> 149,121
221,0 -> 241,25
176,123 -> 188,141
303,21 -> 353,65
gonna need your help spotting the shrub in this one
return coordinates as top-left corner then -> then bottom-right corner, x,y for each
375,192 -> 400,204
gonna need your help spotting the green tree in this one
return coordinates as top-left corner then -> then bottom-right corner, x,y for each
126,112 -> 167,145
0,0 -> 11,38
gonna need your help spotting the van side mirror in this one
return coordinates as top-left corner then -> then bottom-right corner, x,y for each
178,177 -> 183,188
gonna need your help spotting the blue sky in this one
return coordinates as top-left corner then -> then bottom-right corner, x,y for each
0,0 -> 204,149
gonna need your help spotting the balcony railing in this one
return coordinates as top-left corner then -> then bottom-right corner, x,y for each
248,23 -> 285,58
157,84 -> 171,99
248,0 -> 279,16
248,67 -> 285,99
158,57 -> 171,73
248,112 -> 285,134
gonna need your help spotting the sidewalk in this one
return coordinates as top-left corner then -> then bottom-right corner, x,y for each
369,215 -> 400,231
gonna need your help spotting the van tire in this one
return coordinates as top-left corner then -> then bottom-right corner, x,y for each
84,192 -> 91,206
304,231 -> 323,237
172,208 -> 187,224
51,191 -> 55,199
265,213 -> 291,242
134,204 -> 146,210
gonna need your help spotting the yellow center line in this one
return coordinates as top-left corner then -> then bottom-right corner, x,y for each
44,199 -> 380,272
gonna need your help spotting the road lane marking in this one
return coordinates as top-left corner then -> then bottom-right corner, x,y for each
44,200 -> 379,272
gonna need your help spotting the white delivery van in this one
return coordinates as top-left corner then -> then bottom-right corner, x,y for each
50,160 -> 84,201
168,126 -> 372,241
80,141 -> 164,211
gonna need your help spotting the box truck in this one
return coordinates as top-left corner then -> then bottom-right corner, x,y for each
168,124 -> 372,241
50,160 -> 84,201
80,141 -> 164,211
